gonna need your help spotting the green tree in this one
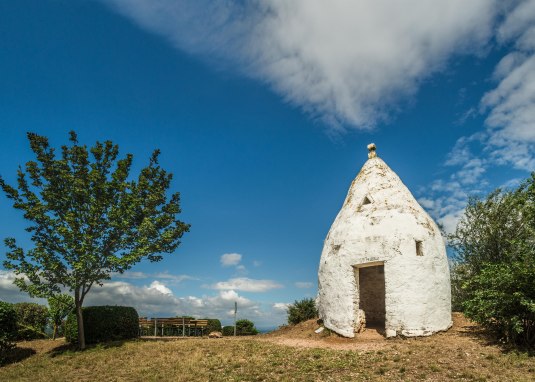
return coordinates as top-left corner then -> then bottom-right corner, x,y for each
0,132 -> 189,349
287,298 -> 318,325
48,293 -> 74,340
203,318 -> 222,334
448,174 -> 535,347
235,319 -> 258,335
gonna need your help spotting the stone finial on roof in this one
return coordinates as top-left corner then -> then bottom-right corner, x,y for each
367,143 -> 377,159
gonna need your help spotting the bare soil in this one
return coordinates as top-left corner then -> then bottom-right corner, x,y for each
261,313 -> 480,351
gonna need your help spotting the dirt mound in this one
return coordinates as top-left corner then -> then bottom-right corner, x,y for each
260,313 -> 473,351
260,319 -> 386,351
263,319 -> 321,338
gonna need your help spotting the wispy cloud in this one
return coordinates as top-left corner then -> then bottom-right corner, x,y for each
418,1 -> 535,235
220,253 -> 242,267
113,271 -> 196,285
480,0 -> 535,171
294,282 -> 314,289
272,302 -> 290,312
102,0 -> 497,131
210,277 -> 283,293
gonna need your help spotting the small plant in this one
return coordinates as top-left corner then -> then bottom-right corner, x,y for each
287,298 -> 318,325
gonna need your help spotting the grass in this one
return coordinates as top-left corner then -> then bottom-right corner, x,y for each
0,336 -> 533,382
1,314 -> 534,381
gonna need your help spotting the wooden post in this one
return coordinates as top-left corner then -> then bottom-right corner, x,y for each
154,318 -> 157,337
182,317 -> 185,338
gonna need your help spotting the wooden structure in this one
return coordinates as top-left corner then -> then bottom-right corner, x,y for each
139,317 -> 209,337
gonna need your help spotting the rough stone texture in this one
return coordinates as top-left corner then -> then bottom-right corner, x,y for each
317,151 -> 452,338
355,309 -> 366,333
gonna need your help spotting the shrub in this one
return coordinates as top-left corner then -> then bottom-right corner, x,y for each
13,302 -> 49,340
222,326 -> 234,336
204,318 -> 222,334
287,298 -> 318,325
462,259 -> 535,346
16,326 -> 47,340
235,319 -> 258,336
449,174 -> 535,347
0,301 -> 17,365
65,306 -> 139,345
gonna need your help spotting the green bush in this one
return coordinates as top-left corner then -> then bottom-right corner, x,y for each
449,174 -> 535,347
16,326 -> 47,340
222,326 -> 234,336
287,298 -> 318,325
222,321 -> 259,336
13,302 -> 49,340
65,306 -> 139,344
0,301 -> 17,365
204,318 -> 222,334
462,259 -> 535,346
235,319 -> 258,336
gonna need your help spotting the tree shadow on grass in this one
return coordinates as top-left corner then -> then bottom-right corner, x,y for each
1,346 -> 36,367
48,340 -> 127,357
458,324 -> 534,357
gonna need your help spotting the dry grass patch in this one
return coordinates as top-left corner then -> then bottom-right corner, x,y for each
0,314 -> 533,381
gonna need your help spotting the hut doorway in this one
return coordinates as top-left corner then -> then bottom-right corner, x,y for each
354,263 -> 386,332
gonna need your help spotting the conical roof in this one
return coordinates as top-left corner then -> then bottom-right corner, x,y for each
325,144 -> 438,246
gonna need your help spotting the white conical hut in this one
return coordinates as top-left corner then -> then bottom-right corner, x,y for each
317,144 -> 451,338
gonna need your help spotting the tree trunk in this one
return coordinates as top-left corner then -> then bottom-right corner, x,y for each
52,323 -> 57,340
75,289 -> 86,350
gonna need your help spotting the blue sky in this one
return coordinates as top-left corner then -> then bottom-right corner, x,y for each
0,1 -> 534,329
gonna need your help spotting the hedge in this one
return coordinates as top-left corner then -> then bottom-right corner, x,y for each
0,301 -> 17,365
65,306 -> 139,344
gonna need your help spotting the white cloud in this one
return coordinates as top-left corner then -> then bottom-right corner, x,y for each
294,282 -> 314,289
210,277 -> 283,292
102,0 -> 497,130
220,253 -> 242,267
272,302 -> 290,311
479,0 -> 535,171
148,280 -> 173,295
0,270 -> 46,304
